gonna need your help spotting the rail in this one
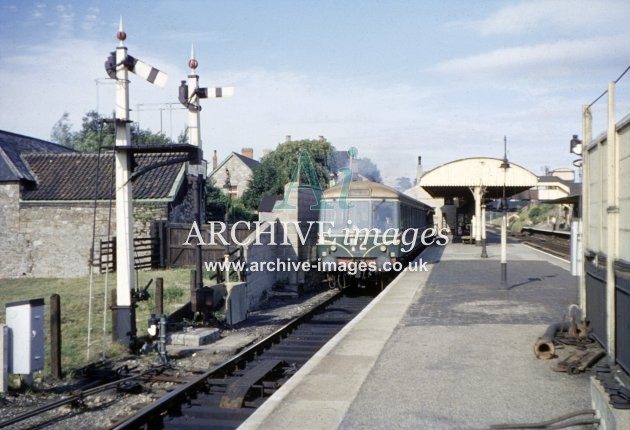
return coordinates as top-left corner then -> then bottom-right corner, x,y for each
111,291 -> 376,429
518,227 -> 570,258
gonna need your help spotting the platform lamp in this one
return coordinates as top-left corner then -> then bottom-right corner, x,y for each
500,137 -> 510,288
570,134 -> 583,182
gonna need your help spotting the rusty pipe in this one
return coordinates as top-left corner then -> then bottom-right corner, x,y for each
534,321 -> 570,359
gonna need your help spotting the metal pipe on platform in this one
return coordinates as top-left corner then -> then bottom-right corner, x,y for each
533,321 -> 571,359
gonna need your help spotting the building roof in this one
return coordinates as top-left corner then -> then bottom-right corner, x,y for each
232,152 -> 260,170
537,175 -> 569,184
21,152 -> 186,201
211,151 -> 260,177
0,130 -> 75,182
419,157 -> 539,199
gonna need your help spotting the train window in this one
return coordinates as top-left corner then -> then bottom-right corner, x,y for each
373,201 -> 399,231
320,200 -> 372,232
319,200 -> 400,232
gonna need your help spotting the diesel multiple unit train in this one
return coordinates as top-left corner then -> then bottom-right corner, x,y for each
316,180 -> 435,289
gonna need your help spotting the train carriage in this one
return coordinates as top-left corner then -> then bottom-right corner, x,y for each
317,180 -> 435,289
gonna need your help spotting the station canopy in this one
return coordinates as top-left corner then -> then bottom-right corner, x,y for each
419,157 -> 538,199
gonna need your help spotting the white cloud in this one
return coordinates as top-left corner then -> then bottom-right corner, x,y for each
474,0 -> 630,36
0,29 -> 606,182
434,35 -> 630,81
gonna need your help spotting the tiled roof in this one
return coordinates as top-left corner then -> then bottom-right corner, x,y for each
0,130 -> 75,182
21,152 -> 185,201
232,152 -> 260,170
210,151 -> 260,177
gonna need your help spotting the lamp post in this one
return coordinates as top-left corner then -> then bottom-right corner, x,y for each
500,136 -> 510,288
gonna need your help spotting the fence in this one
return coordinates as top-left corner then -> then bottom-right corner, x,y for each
98,236 -> 160,273
581,69 -> 630,375
97,222 -> 254,277
154,221 -> 253,268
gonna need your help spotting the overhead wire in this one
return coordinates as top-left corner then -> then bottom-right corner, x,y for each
87,120 -> 107,361
102,133 -> 116,360
587,64 -> 630,109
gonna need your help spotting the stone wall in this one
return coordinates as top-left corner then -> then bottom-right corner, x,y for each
241,222 -> 278,309
0,196 -> 168,278
17,203 -> 113,278
239,183 -> 323,310
0,183 -> 28,276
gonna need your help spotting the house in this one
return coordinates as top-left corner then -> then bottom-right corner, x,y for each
209,148 -> 259,198
510,172 -> 580,202
0,130 -> 196,278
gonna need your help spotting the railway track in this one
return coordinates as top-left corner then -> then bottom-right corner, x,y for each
485,225 -> 571,259
110,290 -> 375,430
518,227 -> 570,259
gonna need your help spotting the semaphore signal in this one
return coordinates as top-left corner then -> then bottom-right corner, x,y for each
104,19 -> 168,88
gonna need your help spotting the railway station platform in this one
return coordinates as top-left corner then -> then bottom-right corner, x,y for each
241,237 -> 593,430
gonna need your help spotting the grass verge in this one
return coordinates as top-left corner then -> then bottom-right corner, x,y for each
0,267 -> 193,376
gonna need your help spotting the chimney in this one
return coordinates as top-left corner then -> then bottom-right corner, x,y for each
285,135 -> 291,143
416,156 -> 423,183
241,147 -> 254,159
212,150 -> 218,170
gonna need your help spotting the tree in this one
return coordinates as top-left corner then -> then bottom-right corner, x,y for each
74,111 -> 115,152
177,129 -> 189,145
50,112 -> 75,149
50,110 -> 178,152
242,138 -> 336,209
132,126 -> 170,146
206,179 -> 256,222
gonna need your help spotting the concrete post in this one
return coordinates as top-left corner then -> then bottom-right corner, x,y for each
481,205 -> 487,241
605,81 -> 618,362
473,186 -> 482,244
113,25 -> 135,346
500,212 -> 507,287
580,105 -> 591,313
186,48 -> 205,291
187,78 -> 200,147
480,205 -> 488,258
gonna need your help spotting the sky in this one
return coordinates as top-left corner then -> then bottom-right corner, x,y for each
1,0 -> 629,185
